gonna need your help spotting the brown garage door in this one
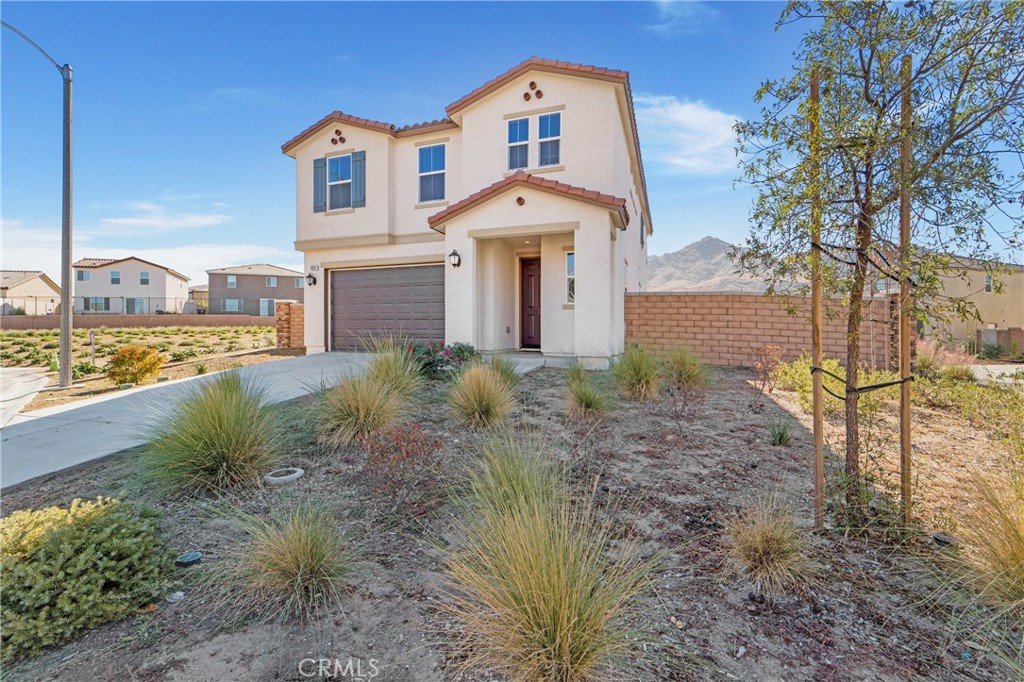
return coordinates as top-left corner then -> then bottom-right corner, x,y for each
329,265 -> 445,350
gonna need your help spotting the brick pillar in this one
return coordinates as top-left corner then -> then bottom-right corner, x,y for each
276,302 -> 305,351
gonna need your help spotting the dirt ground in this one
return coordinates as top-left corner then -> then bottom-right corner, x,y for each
22,348 -> 302,411
2,366 -> 1017,681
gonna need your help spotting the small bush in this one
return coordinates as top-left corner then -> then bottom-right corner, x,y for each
766,413 -> 794,446
195,362 -> 208,375
449,364 -> 515,427
726,494 -> 810,597
773,353 -> 897,418
939,365 -> 977,384
170,348 -> 199,362
665,345 -> 707,389
361,424 -> 443,514
106,345 -> 162,385
566,366 -> 608,416
366,349 -> 423,401
444,449 -> 658,681
318,375 -> 403,448
1,498 -> 169,661
488,354 -> 519,389
407,340 -> 481,378
71,361 -> 101,380
216,505 -> 356,623
613,345 -> 661,400
145,373 -> 280,493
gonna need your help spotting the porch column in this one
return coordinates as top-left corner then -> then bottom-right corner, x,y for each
574,219 -> 614,366
444,233 -> 476,346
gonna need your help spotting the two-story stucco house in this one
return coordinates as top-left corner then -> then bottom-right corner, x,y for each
207,264 -> 305,316
282,57 -> 653,367
0,270 -> 61,315
72,257 -> 189,314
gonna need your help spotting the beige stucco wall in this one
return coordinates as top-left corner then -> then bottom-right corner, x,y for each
927,268 -> 1024,343
73,259 -> 189,313
1,277 -> 61,315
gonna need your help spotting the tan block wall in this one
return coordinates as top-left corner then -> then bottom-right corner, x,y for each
0,314 -> 270,331
976,327 -> 1024,354
625,292 -> 896,369
276,302 -> 305,351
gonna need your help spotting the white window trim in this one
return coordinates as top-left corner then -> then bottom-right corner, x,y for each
294,278 -> 303,288
227,275 -> 237,289
76,270 -> 90,282
110,271 -> 120,285
266,276 -> 278,288
507,117 -> 529,171
538,112 -> 561,167
259,298 -> 276,316
418,144 -> 446,203
328,153 -> 353,210
140,271 -> 150,285
222,298 -> 242,312
984,274 -> 993,292
566,251 -> 575,304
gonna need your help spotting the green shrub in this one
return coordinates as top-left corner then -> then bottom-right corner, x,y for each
145,373 -> 280,493
613,345 -> 661,400
71,361 -> 101,380
939,365 -> 977,384
665,345 -> 708,389
318,375 -> 403,448
773,353 -> 897,418
566,365 -> 608,416
366,349 -> 423,401
106,345 -> 162,385
766,413 -> 794,446
1,498 -> 169,661
215,504 -> 356,623
170,348 -> 199,362
449,364 -> 515,427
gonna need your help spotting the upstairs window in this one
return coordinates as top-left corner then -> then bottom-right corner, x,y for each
985,274 -> 993,292
110,271 -> 120,285
508,118 -> 529,170
266,276 -> 278,288
328,154 -> 353,210
227,274 -> 237,289
294,278 -> 303,288
140,272 -> 150,285
418,144 -> 446,202
539,113 -> 561,166
76,270 -> 90,282
566,251 -> 575,303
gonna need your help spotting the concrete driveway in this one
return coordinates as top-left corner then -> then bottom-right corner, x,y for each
0,353 -> 372,490
970,363 -> 1024,383
0,367 -> 49,428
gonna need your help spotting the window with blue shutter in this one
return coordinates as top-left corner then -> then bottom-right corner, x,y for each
313,158 -> 327,212
351,151 -> 366,208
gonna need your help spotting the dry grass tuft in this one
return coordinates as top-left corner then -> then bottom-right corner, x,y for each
317,375 -> 403,448
665,345 -> 708,389
215,504 -> 357,623
566,364 -> 609,415
726,494 -> 810,597
449,364 -> 515,427
961,465 -> 1024,606
613,345 -> 661,400
366,349 -> 423,401
487,354 -> 520,390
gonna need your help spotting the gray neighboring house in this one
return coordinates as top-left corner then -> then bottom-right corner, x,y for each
206,264 -> 305,316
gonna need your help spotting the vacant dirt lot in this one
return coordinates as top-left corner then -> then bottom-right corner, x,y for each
2,366 -> 1017,681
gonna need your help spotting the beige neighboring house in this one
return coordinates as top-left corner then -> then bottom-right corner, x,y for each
924,258 -> 1024,344
282,57 -> 653,367
187,284 -> 209,312
72,257 -> 189,314
0,271 -> 61,315
207,264 -> 304,317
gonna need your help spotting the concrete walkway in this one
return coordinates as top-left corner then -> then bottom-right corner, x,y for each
0,351 -> 565,490
969,363 -> 1024,384
0,368 -> 49,428
1,353 -> 372,490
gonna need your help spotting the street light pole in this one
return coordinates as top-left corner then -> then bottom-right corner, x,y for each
2,21 -> 74,387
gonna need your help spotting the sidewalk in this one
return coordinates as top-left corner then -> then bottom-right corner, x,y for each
0,367 -> 49,427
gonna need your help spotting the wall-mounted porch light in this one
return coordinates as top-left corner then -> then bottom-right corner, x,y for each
305,273 -> 317,286
448,250 -> 462,268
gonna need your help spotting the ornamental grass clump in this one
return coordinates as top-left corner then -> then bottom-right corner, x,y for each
665,345 -> 708,389
366,348 -> 424,402
1,498 -> 169,661
487,354 -> 520,390
449,364 -> 515,427
462,433 -> 562,518
613,345 -> 661,400
215,504 -> 357,623
318,375 -> 403,448
961,465 -> 1024,607
726,494 -> 810,598
145,373 -> 280,493
443,437 -> 659,681
566,364 -> 609,416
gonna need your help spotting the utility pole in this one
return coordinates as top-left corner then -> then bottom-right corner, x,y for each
2,21 -> 74,387
899,55 -> 913,526
810,69 -> 825,529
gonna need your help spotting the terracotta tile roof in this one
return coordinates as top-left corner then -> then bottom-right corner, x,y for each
446,57 -> 629,115
72,257 -> 189,282
427,171 -> 628,232
393,118 -> 458,137
281,111 -> 397,154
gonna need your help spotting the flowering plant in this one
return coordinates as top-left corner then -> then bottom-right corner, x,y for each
406,341 -> 479,378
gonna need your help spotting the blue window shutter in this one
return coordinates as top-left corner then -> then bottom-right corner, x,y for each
313,158 -> 327,212
352,151 -> 366,208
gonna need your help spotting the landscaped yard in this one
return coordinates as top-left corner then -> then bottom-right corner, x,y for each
1,343 -> 1020,681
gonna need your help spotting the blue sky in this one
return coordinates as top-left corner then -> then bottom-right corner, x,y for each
2,1 -> 798,283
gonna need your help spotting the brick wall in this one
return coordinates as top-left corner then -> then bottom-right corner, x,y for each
276,302 -> 305,351
976,327 -> 1024,353
0,314 -> 271,331
625,292 -> 896,369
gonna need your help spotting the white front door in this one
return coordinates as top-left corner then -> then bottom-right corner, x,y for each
259,298 -> 275,316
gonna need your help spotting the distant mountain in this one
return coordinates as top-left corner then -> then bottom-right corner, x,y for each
647,236 -> 766,292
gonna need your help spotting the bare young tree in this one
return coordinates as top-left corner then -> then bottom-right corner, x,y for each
736,1 -> 1024,480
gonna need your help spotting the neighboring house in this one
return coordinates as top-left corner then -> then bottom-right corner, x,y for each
0,271 -> 61,315
72,257 -> 189,314
282,57 -> 653,367
187,284 -> 209,314
207,264 -> 304,316
923,258 -> 1024,345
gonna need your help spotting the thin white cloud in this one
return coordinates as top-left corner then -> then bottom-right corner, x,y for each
647,0 -> 722,36
191,87 -> 286,112
634,94 -> 742,174
94,203 -> 232,234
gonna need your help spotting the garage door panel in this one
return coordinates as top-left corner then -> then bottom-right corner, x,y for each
330,265 -> 445,351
